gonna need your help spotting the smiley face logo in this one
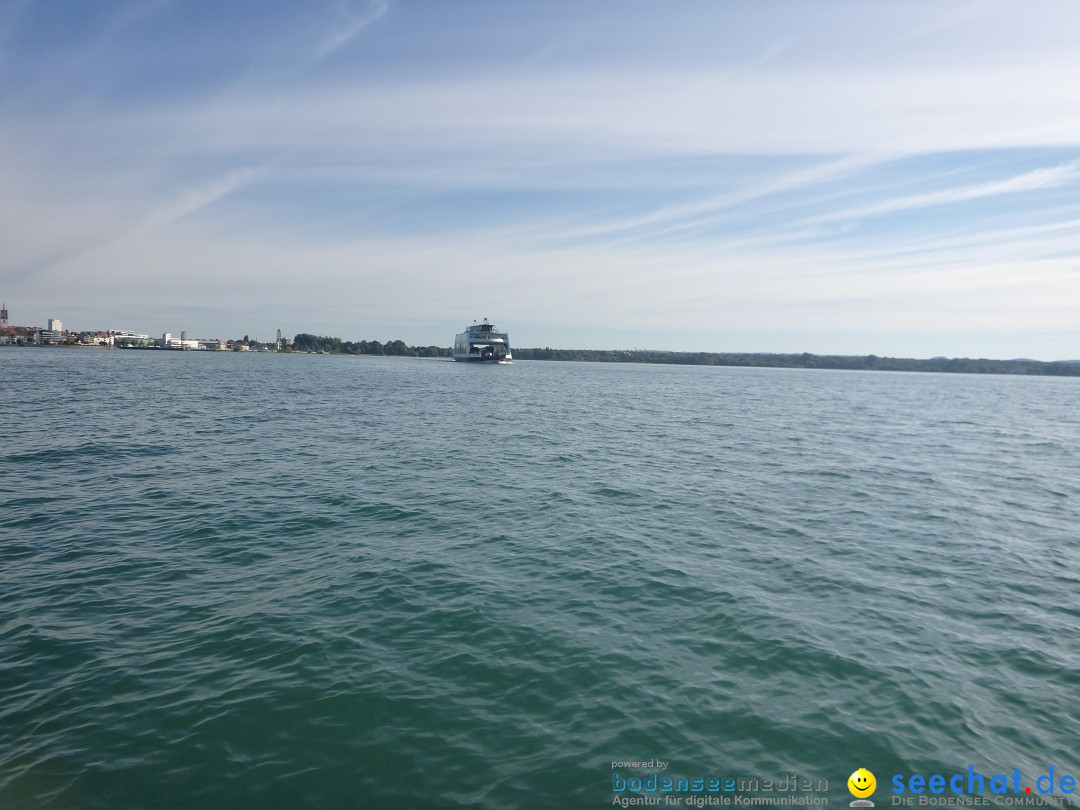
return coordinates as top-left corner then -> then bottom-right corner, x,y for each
848,768 -> 877,798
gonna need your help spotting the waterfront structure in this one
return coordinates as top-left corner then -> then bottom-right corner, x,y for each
160,335 -> 202,350
113,331 -> 155,347
3,327 -> 42,345
152,332 -> 224,350
0,322 -> 226,349
79,331 -> 115,346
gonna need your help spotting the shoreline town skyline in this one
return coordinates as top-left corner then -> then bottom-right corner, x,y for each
3,308 -> 1080,363
3,302 -> 1079,369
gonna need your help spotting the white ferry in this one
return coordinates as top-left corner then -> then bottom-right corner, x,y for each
454,319 -> 512,363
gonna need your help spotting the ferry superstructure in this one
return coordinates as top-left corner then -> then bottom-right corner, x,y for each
454,319 -> 512,363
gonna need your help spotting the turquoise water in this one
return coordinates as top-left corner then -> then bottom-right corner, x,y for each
2,350 -> 1079,809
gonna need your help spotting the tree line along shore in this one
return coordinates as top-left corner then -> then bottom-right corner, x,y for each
290,334 -> 1080,376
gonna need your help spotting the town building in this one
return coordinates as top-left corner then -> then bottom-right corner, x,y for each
113,331 -> 155,347
79,331 -> 115,346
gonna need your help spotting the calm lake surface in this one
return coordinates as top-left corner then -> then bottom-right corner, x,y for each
2,349 -> 1079,809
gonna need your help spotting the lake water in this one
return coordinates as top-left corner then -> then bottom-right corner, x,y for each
2,349 -> 1079,809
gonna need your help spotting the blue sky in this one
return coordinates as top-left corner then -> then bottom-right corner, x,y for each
2,0 -> 1080,358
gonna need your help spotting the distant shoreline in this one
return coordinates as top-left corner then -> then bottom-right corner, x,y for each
6,341 -> 1080,376
513,348 -> 1080,376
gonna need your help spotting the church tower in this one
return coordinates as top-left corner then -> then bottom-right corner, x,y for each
1,302 -> 8,327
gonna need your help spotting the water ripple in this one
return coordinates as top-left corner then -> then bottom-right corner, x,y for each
2,353 -> 1079,808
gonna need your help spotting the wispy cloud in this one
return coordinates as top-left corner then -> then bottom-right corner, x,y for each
902,0 -> 1011,40
812,161 -> 1080,223
11,166 -> 268,285
314,0 -> 388,59
155,62 -> 1080,158
142,166 -> 266,229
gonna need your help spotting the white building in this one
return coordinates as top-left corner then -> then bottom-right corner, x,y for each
113,331 -> 155,347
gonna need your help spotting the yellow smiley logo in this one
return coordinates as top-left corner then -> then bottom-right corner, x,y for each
848,768 -> 877,798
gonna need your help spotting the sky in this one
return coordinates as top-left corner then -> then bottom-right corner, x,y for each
2,0 -> 1080,359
